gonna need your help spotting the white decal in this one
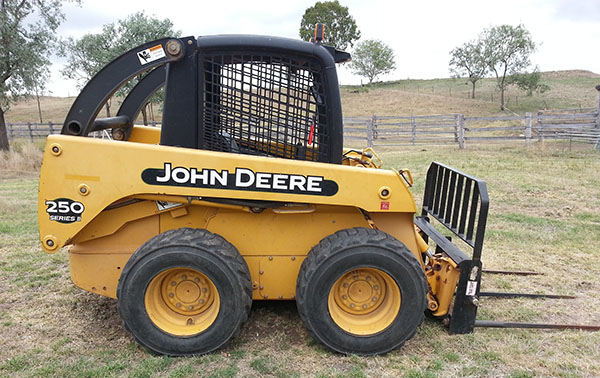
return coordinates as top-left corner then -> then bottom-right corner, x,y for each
466,280 -> 478,296
137,44 -> 166,65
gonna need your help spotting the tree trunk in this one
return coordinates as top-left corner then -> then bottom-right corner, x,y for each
36,90 -> 43,123
0,106 -> 10,151
471,82 -> 476,99
141,103 -> 148,126
149,102 -> 155,122
105,101 -> 111,117
499,67 -> 507,110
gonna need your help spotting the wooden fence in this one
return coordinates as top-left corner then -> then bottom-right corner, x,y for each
343,108 -> 600,149
6,109 -> 600,149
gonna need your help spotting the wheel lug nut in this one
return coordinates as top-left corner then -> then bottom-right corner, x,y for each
342,295 -> 347,299
366,276 -> 371,281
176,302 -> 181,307
168,293 -> 174,298
201,288 -> 207,293
373,285 -> 379,290
350,303 -> 355,308
194,278 -> 199,283
372,297 -> 377,301
343,283 -> 349,288
353,276 -> 358,280
188,305 -> 194,310
171,281 -> 177,286
199,299 -> 205,304
187,318 -> 194,325
181,275 -> 187,280
362,304 -> 368,309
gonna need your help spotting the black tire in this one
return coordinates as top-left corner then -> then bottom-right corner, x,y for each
296,227 -> 427,355
117,228 -> 252,356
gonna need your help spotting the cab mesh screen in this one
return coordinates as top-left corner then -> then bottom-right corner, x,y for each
201,54 -> 328,162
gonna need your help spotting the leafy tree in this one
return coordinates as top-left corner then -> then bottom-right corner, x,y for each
299,0 -> 360,50
0,0 -> 74,151
349,40 -> 396,84
62,12 -> 179,121
508,67 -> 550,96
481,24 -> 536,110
449,41 -> 487,99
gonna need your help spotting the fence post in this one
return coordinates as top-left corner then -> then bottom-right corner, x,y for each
366,117 -> 374,148
454,114 -> 459,143
595,86 -> 600,149
49,121 -> 54,134
411,116 -> 416,145
595,85 -> 600,129
369,114 -> 378,147
27,122 -> 33,142
457,114 -> 466,149
537,111 -> 544,142
525,112 -> 532,147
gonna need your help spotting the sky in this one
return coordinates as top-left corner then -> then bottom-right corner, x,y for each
47,0 -> 600,97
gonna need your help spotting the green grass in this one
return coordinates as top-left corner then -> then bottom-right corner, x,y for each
1,144 -> 600,377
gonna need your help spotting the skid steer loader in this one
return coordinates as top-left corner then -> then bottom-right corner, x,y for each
38,28 -> 493,356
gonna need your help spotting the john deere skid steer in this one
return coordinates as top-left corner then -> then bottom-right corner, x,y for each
38,29 -> 492,355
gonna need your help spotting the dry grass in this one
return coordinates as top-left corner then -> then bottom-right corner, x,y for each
341,88 -> 501,117
347,70 -> 599,116
1,143 -> 599,377
0,141 -> 43,177
4,70 -> 599,125
5,96 -> 76,123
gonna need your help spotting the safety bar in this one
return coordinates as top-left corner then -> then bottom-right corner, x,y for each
91,116 -> 131,132
61,37 -> 192,137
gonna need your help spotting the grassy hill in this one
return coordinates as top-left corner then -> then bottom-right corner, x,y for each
5,70 -> 599,123
342,70 -> 599,117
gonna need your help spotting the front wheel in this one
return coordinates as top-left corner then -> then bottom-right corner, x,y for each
296,228 -> 427,355
117,228 -> 252,356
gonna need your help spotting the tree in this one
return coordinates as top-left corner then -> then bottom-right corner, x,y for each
481,24 -> 536,110
449,41 -> 487,99
0,0 -> 73,151
508,67 -> 550,96
61,12 -> 180,120
349,40 -> 396,84
299,0 -> 360,50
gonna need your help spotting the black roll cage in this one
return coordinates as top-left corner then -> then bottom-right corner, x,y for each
62,35 -> 351,164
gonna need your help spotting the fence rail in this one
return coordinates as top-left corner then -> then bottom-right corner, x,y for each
6,109 -> 600,150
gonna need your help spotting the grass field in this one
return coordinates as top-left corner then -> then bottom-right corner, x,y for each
1,142 -> 599,377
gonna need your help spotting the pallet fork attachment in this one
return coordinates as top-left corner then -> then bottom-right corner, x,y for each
415,161 -> 489,334
418,162 -> 600,333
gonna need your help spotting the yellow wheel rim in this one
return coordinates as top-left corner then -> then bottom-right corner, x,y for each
328,268 -> 401,335
145,267 -> 220,336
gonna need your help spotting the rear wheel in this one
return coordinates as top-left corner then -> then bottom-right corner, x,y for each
117,228 -> 252,356
296,228 -> 427,355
